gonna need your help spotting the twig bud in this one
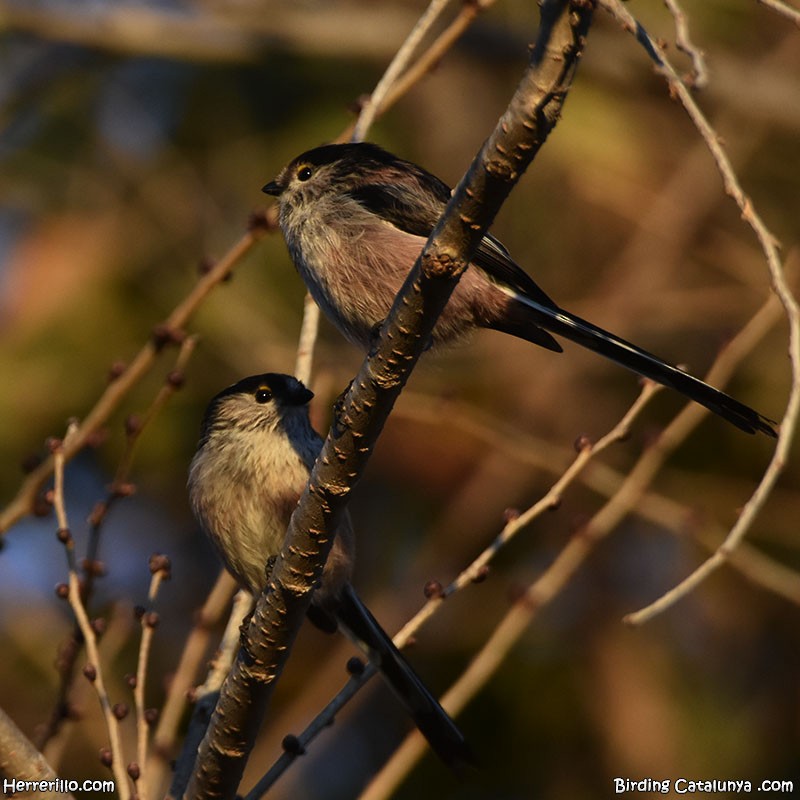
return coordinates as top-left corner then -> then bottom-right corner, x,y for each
472,565 -> 490,584
124,414 -> 142,437
88,502 -> 107,527
574,433 -> 593,453
148,553 -> 172,579
151,324 -> 185,350
34,492 -> 53,516
197,256 -> 215,275
281,734 -> 305,755
166,370 -> 185,389
108,361 -> 127,382
423,579 -> 444,599
82,559 -> 107,578
346,656 -> 365,676
247,209 -> 277,233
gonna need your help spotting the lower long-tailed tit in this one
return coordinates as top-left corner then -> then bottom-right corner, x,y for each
188,373 -> 471,768
262,142 -> 776,437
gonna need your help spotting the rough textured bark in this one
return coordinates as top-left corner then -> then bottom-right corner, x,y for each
0,707 -> 73,800
185,2 -> 595,797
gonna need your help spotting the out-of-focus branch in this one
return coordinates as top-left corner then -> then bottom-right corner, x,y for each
358,382 -> 659,799
293,294 -> 321,387
376,0 -> 499,118
34,336 -> 199,752
0,222 -> 274,537
50,428 -> 131,800
165,588 -> 252,800
274,281 -> 798,793
0,2 -> 425,63
149,570 -> 238,800
251,380 -> 659,797
755,0 -> 800,26
351,0 -> 454,142
400,286 -> 800,606
600,0 -> 799,624
663,0 -> 708,87
185,3 -> 596,797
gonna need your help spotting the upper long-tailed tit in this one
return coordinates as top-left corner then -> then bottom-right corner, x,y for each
263,142 -> 776,437
188,373 -> 471,768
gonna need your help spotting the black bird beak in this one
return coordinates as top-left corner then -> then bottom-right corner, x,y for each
293,386 -> 314,406
262,180 -> 281,196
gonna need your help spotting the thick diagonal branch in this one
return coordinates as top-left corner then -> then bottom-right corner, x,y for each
185,2 -> 595,797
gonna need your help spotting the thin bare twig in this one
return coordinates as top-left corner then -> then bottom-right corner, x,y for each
293,294 -> 320,387
148,570 -> 238,799
0,225 -> 272,537
165,588 -> 253,800
249,381 -> 659,796
52,427 -> 131,800
131,559 -> 172,800
35,336 -> 200,752
351,0 -> 453,142
198,590 -> 255,699
397,382 -> 662,639
359,383 -> 660,799
755,0 -> 800,26
376,0 -> 498,115
600,0 -> 799,623
663,0 -> 708,87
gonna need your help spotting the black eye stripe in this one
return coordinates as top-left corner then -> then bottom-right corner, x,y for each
297,166 -> 313,181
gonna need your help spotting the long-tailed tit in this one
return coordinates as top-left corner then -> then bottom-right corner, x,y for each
263,142 -> 776,437
188,373 -> 471,768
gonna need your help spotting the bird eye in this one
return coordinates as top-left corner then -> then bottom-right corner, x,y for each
255,388 -> 272,404
297,166 -> 313,182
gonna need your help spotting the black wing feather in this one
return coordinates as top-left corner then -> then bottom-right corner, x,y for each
334,584 -> 473,769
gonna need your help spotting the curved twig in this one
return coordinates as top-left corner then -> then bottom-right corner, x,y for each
600,0 -> 799,624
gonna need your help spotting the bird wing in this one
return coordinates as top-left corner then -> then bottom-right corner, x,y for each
351,177 -> 776,435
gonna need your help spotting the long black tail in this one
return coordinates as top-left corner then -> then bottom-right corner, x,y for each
495,294 -> 777,437
334,583 -> 473,769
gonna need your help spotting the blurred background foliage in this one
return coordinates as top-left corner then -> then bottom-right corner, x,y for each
0,1 -> 798,798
